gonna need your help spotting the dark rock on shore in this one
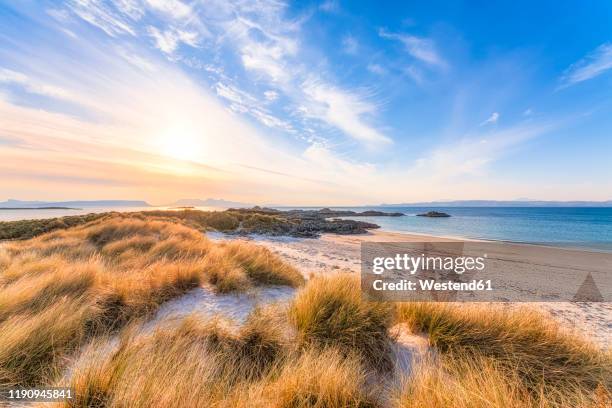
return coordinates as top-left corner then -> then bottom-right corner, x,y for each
316,208 -> 404,217
417,211 -> 451,218
227,207 -> 385,237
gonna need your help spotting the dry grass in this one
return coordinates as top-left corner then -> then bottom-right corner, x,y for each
2,220 -> 609,408
62,310 -> 377,408
396,302 -> 611,407
0,215 -> 302,387
289,274 -> 394,371
394,354 -> 611,408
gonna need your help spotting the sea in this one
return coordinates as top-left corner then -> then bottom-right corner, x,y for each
1,206 -> 611,250
284,206 -> 612,250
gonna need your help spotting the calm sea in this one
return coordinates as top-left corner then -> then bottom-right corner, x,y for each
2,206 -> 611,249
283,206 -> 612,249
347,207 -> 612,248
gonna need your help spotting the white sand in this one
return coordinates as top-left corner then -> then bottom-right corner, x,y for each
227,230 -> 611,349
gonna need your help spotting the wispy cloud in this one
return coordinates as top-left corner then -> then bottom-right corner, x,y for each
66,0 -> 136,36
319,0 -> 340,13
341,35 -> 359,55
480,112 -> 499,126
302,81 -> 391,145
0,68 -> 74,100
408,121 -> 557,182
144,0 -> 191,20
379,28 -> 446,69
560,43 -> 612,88
147,26 -> 199,55
263,90 -> 279,101
367,63 -> 386,75
215,82 -> 293,131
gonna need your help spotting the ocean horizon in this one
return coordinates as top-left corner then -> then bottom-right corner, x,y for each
3,206 -> 611,250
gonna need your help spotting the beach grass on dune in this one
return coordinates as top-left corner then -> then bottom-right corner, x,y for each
393,353 -> 611,408
1,215 -> 610,408
0,216 -> 302,387
0,208 -> 294,242
57,275 -> 391,408
395,302 -> 612,406
62,309 -> 378,408
289,274 -> 395,371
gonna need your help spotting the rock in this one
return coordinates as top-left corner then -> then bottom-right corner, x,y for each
359,210 -> 404,217
417,211 -> 450,218
227,207 -> 384,237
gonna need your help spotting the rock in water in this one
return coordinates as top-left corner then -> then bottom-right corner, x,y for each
416,211 -> 451,217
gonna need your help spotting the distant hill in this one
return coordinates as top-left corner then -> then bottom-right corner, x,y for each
379,200 -> 612,207
0,199 -> 151,208
171,198 -> 252,208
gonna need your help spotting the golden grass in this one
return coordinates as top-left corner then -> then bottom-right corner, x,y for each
396,302 -> 612,407
2,222 -> 609,408
62,311 -> 377,408
393,354 -> 611,408
0,215 -> 302,387
289,274 -> 394,371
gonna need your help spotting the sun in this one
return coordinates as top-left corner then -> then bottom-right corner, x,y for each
156,123 -> 203,162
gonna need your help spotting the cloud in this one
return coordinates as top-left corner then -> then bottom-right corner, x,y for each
379,28 -> 446,68
523,108 -> 533,116
67,0 -> 136,36
367,63 -> 386,75
263,90 -> 279,101
341,35 -> 359,55
215,82 -> 293,131
560,43 -> 612,87
480,112 -> 499,126
319,0 -> 340,13
0,68 -> 74,100
408,122 -> 557,182
302,81 -> 391,145
147,26 -> 199,55
200,0 -> 389,146
240,42 -> 290,82
145,0 -> 191,20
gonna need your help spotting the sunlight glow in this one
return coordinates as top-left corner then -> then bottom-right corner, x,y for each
156,122 -> 204,162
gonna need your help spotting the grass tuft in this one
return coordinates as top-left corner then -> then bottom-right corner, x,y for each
396,302 -> 611,405
289,274 -> 394,371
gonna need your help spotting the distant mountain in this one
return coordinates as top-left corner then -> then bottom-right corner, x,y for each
171,198 -> 252,208
379,200 -> 612,207
0,199 -> 151,208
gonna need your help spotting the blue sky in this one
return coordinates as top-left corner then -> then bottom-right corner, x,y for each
1,0 -> 611,205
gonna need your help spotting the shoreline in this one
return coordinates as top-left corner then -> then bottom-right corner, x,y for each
227,229 -> 611,350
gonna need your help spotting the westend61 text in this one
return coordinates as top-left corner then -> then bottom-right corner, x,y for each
372,279 -> 493,292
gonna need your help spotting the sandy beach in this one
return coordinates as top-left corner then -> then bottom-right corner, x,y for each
221,230 -> 611,349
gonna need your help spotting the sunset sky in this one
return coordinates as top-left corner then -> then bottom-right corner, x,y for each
1,0 -> 612,205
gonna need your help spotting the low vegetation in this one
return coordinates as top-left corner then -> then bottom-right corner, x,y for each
63,311 -> 377,408
0,215 -> 302,387
395,302 -> 612,407
58,275 -> 610,408
0,207 -> 380,241
289,274 -> 394,371
0,214 -> 609,406
0,213 -> 108,240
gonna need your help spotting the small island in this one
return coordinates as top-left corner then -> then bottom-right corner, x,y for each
417,210 -> 451,217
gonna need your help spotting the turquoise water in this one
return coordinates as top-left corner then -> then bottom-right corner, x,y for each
289,207 -> 612,249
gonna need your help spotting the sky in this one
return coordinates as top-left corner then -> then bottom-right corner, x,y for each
1,0 -> 611,205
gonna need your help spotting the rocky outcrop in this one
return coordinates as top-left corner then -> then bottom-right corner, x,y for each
416,211 -> 451,218
227,207 -> 391,237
